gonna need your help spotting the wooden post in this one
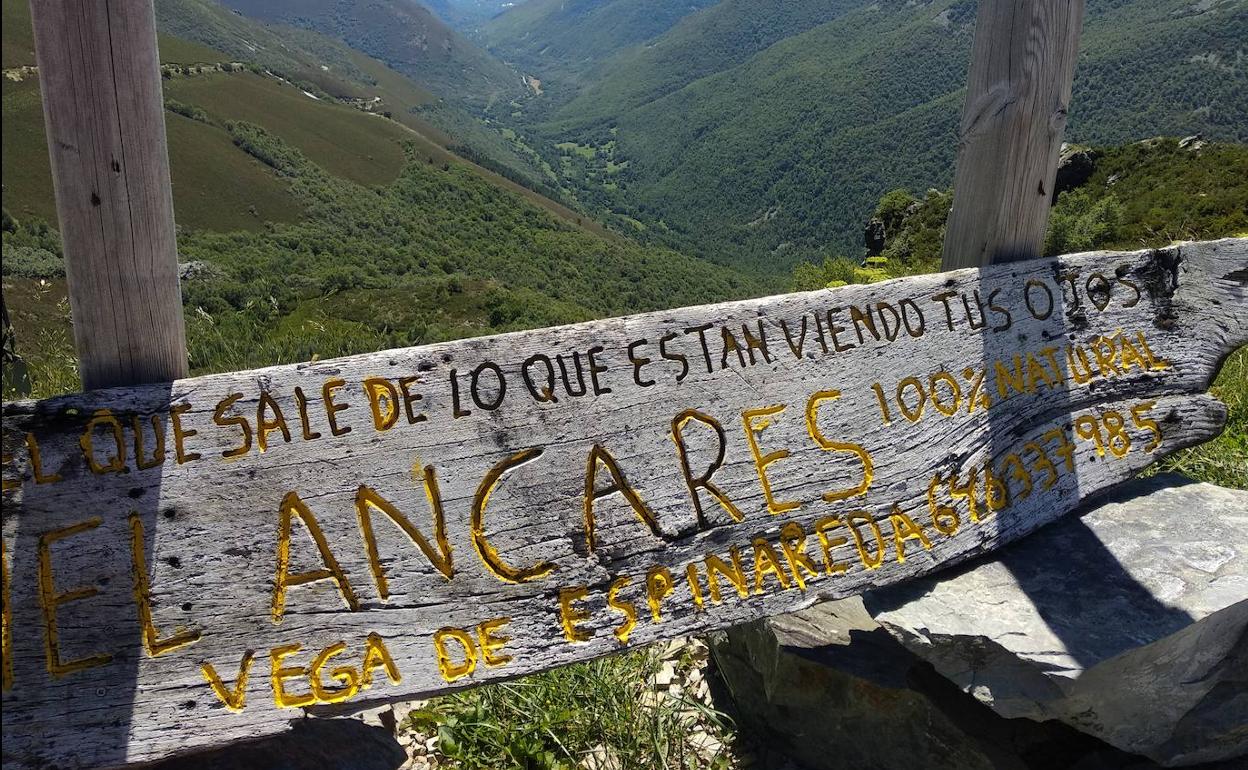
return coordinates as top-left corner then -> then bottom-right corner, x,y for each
941,0 -> 1085,269
30,0 -> 187,389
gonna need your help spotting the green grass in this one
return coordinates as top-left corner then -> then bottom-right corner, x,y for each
156,32 -> 229,64
0,79 -> 56,224
0,0 -> 34,68
1,77 -> 303,232
556,142 -> 598,160
165,111 -> 304,231
406,645 -> 733,770
165,72 -> 411,187
1155,346 -> 1248,489
0,0 -> 225,67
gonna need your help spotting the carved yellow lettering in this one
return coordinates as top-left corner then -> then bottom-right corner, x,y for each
994,356 -> 1028,399
805,390 -> 874,502
846,512 -> 887,570
778,521 -> 821,590
272,492 -> 360,623
685,563 -> 705,609
170,403 -> 201,463
213,393 -> 253,459
310,641 -> 360,704
751,538 -> 791,594
607,577 -> 637,644
322,378 -> 352,437
742,404 -> 799,515
270,643 -> 314,708
361,632 -> 402,687
1025,352 -> 1056,391
813,516 -> 849,575
559,586 -> 592,643
1065,345 -> 1096,385
583,444 -> 664,552
434,627 -> 477,682
256,392 -> 292,452
25,432 -> 62,484
645,566 -> 674,623
201,650 -> 255,711
356,471 -> 453,602
888,507 -> 933,564
131,413 -> 166,470
79,409 -> 127,474
471,448 -> 556,583
671,409 -> 744,525
1116,333 -> 1148,374
476,619 -> 513,667
129,512 -> 200,657
2,536 -> 11,691
363,378 -> 401,432
1091,336 -> 1121,377
37,518 -> 113,676
705,546 -> 749,603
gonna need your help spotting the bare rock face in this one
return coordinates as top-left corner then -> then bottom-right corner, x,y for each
865,475 -> 1248,767
710,600 -> 1003,770
1052,144 -> 1101,200
864,217 -> 887,256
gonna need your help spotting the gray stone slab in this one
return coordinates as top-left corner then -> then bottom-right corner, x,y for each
865,474 -> 1248,767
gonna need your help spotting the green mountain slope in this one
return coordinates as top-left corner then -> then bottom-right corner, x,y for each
216,0 -> 524,111
503,0 -> 1247,273
156,0 -> 562,191
480,0 -> 720,82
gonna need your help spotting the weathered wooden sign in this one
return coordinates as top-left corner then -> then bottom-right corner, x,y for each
2,239 -> 1245,768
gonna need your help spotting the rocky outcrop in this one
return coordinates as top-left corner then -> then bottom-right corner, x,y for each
1053,144 -> 1101,200
710,600 -> 1005,770
864,217 -> 887,256
866,475 -> 1248,767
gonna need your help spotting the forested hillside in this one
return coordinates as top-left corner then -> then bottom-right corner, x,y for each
422,0 -> 514,29
532,0 -> 866,118
1,0 -> 762,399
490,0 -> 1247,273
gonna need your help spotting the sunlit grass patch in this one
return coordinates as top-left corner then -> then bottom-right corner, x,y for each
404,643 -> 737,770
1153,345 -> 1247,489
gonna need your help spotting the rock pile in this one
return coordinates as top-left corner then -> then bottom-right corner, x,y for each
713,474 -> 1247,768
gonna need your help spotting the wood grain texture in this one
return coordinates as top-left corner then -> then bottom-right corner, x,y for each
2,240 -> 1245,768
30,0 -> 188,389
941,0 -> 1086,269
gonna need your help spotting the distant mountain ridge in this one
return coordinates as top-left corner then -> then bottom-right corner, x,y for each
422,0 -> 515,29
480,0 -> 721,82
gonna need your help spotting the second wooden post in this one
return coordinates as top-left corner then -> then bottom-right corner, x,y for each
941,0 -> 1086,269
